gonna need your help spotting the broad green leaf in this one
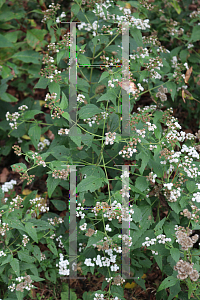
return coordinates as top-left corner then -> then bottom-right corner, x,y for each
6,219 -> 26,232
157,276 -> 178,292
47,239 -> 58,256
23,110 -> 43,120
11,50 -> 42,64
34,77 -> 49,89
166,81 -> 176,101
25,222 -> 38,243
69,126 -> 82,147
0,33 -> 14,47
86,230 -> 104,249
135,176 -> 148,192
154,255 -> 162,271
154,217 -> 166,235
130,27 -> 143,47
48,81 -> 60,100
50,200 -> 67,211
1,92 -> 18,102
45,269 -> 57,284
32,245 -> 41,262
47,176 -> 61,198
26,29 -> 48,49
60,92 -> 68,110
97,91 -> 116,106
186,181 -> 196,193
78,104 -> 101,119
28,125 -> 41,150
77,176 -> 106,193
189,25 -> 200,43
10,258 -> 20,277
171,0 -> 181,14
170,248 -> 180,263
71,3 -> 80,16
11,162 -> 27,172
16,291 -> 24,300
78,53 -> 90,66
136,151 -> 150,175
57,50 -> 67,65
18,250 -> 35,263
98,71 -> 110,83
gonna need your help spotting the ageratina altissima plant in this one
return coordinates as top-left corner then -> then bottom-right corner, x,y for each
2,1 -> 200,299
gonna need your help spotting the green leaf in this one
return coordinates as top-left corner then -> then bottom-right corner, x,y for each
47,239 -> 58,256
86,230 -> 104,249
170,248 -> 180,263
189,25 -> 200,43
154,217 -> 166,235
136,151 -> 150,175
135,176 -> 148,192
25,222 -> 38,243
130,27 -> 143,47
154,255 -> 162,271
50,200 -> 67,211
166,81 -> 176,101
78,104 -> 101,119
11,50 -> 42,64
34,77 -> 50,89
98,71 -> 110,83
48,81 -> 60,100
6,219 -> 26,232
28,124 -> 41,150
157,276 -> 178,292
10,257 -> 20,277
71,3 -> 80,16
23,110 -> 43,120
57,50 -> 67,65
97,91 -> 116,106
47,176 -> 61,198
171,0 -> 181,14
16,291 -> 24,300
45,269 -> 57,284
11,162 -> 27,173
69,126 -> 82,148
77,176 -> 106,193
0,33 -> 14,47
32,245 -> 41,262
78,53 -> 90,66
1,92 -> 18,102
18,250 -> 35,263
26,29 -> 48,49
186,181 -> 196,193
60,92 -> 68,110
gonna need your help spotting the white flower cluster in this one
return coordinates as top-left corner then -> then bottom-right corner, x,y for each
163,183 -> 181,203
58,128 -> 70,135
77,94 -> 86,103
142,234 -> 172,255
105,132 -> 116,145
188,44 -> 194,49
79,222 -> 87,231
40,252 -> 46,261
192,192 -> 200,203
108,78 -> 119,87
118,234 -> 133,247
120,170 -> 129,179
76,203 -> 85,219
130,47 -> 149,60
48,217 -> 64,226
84,252 -> 119,272
91,200 -> 134,222
146,121 -> 157,131
8,275 -> 34,293
6,111 -> 20,130
0,250 -> 6,257
1,179 -> 17,193
29,196 -> 49,214
56,254 -> 69,275
0,219 -> 9,236
135,128 -> 146,138
22,234 -> 30,247
190,9 -> 200,18
56,11 -> 66,23
56,235 -> 64,248
120,184 -> 131,198
84,112 -> 109,127
77,20 -> 100,37
37,139 -> 50,151
31,152 -> 46,167
149,144 -> 157,150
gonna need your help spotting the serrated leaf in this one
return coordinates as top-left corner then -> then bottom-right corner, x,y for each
11,50 -> 42,64
86,230 -> 104,249
47,239 -> 58,256
98,71 -> 110,83
78,104 -> 101,119
28,125 -> 41,150
186,181 -> 196,193
0,33 -> 14,47
157,276 -> 178,292
135,176 -> 148,192
47,176 -> 61,198
25,222 -> 38,243
18,250 -> 35,263
69,126 -> 82,147
77,176 -> 106,193
170,248 -> 180,262
10,258 -> 20,277
60,91 -> 68,110
50,200 -> 67,211
32,245 -> 41,262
